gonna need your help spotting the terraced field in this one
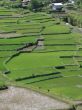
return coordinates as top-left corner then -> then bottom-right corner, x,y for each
0,7 -> 82,106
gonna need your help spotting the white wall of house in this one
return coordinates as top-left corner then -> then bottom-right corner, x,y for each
52,3 -> 63,11
22,0 -> 30,7
22,0 -> 30,3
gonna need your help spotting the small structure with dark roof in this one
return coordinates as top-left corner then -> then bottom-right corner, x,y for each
22,0 -> 31,7
51,3 -> 63,11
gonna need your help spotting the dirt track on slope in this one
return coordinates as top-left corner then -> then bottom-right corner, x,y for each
0,33 -> 21,38
0,86 -> 71,110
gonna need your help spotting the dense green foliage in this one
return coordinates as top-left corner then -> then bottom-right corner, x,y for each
75,0 -> 82,8
68,11 -> 82,27
0,0 -> 22,8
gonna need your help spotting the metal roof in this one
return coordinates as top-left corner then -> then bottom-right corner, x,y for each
52,3 -> 63,6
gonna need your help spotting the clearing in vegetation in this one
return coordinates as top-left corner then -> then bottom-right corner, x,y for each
0,86 -> 71,110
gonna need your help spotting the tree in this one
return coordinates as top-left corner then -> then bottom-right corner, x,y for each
30,0 -> 43,11
75,0 -> 82,8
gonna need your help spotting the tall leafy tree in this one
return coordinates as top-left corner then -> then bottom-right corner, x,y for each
30,0 -> 43,11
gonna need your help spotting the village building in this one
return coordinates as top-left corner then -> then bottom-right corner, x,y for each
22,0 -> 30,7
51,3 -> 63,11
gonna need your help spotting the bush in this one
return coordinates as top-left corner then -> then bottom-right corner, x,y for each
28,0 -> 43,11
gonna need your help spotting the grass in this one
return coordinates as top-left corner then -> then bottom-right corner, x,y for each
0,45 -> 23,50
61,57 -> 76,65
6,52 -> 63,80
6,51 -> 82,100
0,7 -> 82,101
0,51 -> 15,58
44,45 -> 77,51
43,33 -> 81,39
42,25 -> 71,34
7,67 -> 58,80
7,52 -> 63,69
45,39 -> 77,45
0,36 -> 36,44
0,80 -> 6,88
0,58 -> 7,71
0,70 -> 9,88
76,50 -> 82,56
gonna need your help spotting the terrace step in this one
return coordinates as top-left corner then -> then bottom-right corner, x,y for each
20,45 -> 36,52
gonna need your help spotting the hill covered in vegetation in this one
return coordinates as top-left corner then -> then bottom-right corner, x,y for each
0,1 -> 82,110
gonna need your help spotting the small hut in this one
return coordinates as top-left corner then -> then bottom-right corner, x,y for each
52,3 -> 63,11
22,0 -> 31,7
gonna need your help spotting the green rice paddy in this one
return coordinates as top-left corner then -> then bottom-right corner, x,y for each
0,7 -> 82,101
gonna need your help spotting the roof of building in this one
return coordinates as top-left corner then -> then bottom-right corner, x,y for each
52,3 -> 63,6
22,0 -> 30,3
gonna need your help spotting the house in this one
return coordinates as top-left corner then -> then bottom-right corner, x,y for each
68,0 -> 74,4
64,0 -> 75,9
64,0 -> 75,6
22,0 -> 31,7
51,3 -> 63,11
22,0 -> 30,3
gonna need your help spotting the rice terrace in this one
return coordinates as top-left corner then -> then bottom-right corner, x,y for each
0,0 -> 82,110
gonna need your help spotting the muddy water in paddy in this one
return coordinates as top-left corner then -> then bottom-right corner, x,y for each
0,86 -> 71,110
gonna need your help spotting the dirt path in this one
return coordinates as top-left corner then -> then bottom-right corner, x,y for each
20,45 -> 36,52
34,38 -> 44,51
0,33 -> 21,38
0,86 -> 71,110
